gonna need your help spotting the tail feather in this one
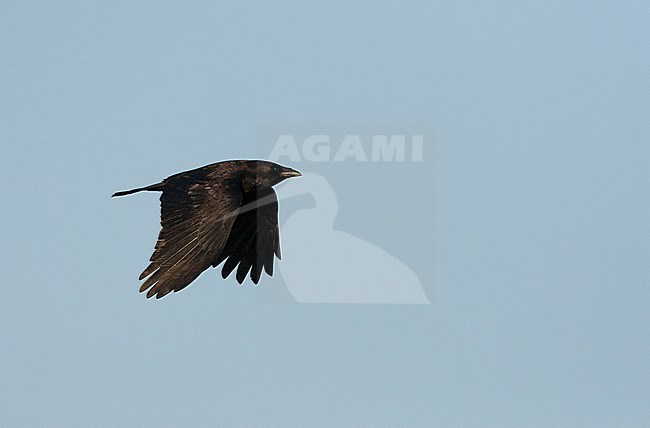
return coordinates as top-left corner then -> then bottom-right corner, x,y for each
112,182 -> 165,197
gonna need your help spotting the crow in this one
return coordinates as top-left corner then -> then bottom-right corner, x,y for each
112,160 -> 301,299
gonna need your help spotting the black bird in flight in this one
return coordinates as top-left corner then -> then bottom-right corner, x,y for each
113,160 -> 301,299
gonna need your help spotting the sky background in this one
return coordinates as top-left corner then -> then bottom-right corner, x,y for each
1,1 -> 648,426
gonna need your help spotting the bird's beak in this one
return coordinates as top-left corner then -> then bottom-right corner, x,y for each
280,167 -> 302,178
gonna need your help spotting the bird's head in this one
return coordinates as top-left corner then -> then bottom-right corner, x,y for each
242,160 -> 301,191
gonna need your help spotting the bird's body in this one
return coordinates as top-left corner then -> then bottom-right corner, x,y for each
113,160 -> 301,299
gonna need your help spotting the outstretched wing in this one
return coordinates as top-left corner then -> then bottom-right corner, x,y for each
139,171 -> 242,299
212,188 -> 281,284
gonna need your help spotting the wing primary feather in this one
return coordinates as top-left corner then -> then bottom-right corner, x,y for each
137,172 -> 242,298
215,188 -> 281,285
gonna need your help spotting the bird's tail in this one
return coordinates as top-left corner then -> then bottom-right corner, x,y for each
112,182 -> 165,197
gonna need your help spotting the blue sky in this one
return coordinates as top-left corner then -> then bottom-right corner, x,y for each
1,1 -> 648,426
